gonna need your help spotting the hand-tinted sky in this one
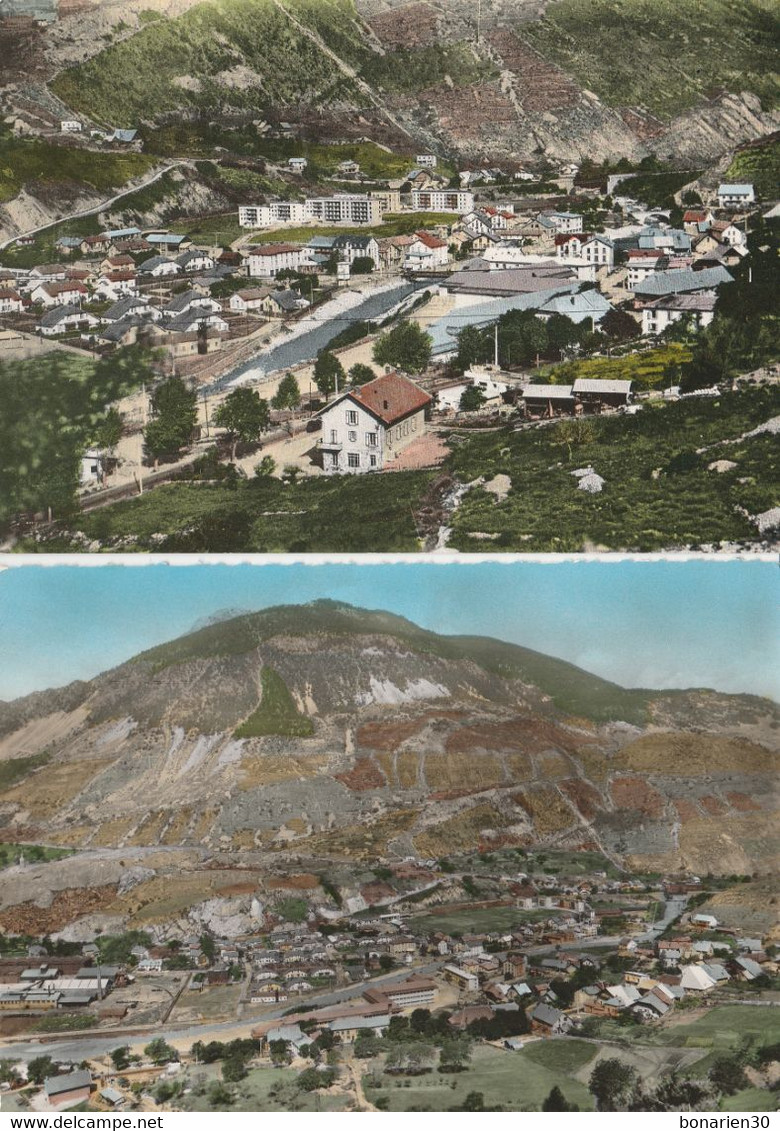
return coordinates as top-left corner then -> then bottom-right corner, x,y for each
0,558 -> 776,701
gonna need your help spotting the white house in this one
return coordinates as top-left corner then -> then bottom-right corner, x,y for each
138,255 -> 182,277
332,234 -> 380,268
405,231 -> 450,271
641,292 -> 718,336
239,204 -> 272,229
0,289 -> 23,313
229,287 -> 272,313
680,965 -> 718,993
717,183 -> 754,209
288,157 -> 308,173
176,250 -> 216,273
318,371 -> 432,474
544,211 -> 583,234
247,243 -> 312,278
163,290 -> 222,320
30,281 -> 88,308
416,154 -> 437,168
60,120 -> 82,132
411,188 -> 474,213
38,304 -> 100,337
626,248 -> 665,289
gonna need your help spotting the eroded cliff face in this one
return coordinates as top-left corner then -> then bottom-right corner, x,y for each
0,607 -> 775,882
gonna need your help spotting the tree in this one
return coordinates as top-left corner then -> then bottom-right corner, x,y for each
439,1036 -> 472,1073
709,1054 -> 748,1096
221,1056 -> 248,1083
459,385 -> 486,412
455,325 -> 491,373
297,1067 -> 336,1091
313,351 -> 345,401
350,256 -> 375,275
27,1056 -> 56,1084
199,933 -> 217,962
144,1038 -> 178,1065
110,1047 -> 131,1071
255,455 -> 277,479
600,307 -> 639,341
207,1081 -> 234,1107
269,1039 -> 291,1066
272,372 -> 301,411
373,320 -> 432,374
348,363 -> 377,386
588,1058 -> 637,1111
144,375 -> 197,466
379,954 -> 395,972
93,406 -> 124,483
543,1085 -> 578,1111
213,387 -> 270,461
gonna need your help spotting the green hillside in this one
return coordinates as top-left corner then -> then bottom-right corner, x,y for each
522,0 -> 780,120
724,133 -> 780,198
0,129 -> 153,204
50,0 -> 492,131
136,599 -> 654,723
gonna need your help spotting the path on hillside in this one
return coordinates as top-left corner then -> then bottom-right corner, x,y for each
0,160 -> 190,251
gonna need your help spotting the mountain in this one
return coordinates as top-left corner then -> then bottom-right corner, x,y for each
0,601 -> 775,937
43,0 -> 780,165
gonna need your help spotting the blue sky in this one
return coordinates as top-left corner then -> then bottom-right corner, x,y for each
0,558 -> 776,701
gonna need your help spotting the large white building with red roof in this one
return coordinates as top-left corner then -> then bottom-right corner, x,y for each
318,371 -> 432,473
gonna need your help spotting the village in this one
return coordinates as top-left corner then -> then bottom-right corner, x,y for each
0,854 -> 775,1114
0,142 -> 772,501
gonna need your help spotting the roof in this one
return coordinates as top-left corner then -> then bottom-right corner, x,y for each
139,255 -> 179,272
634,266 -> 732,297
522,384 -> 574,399
235,288 -> 272,301
44,1070 -> 92,1097
538,289 -> 612,321
718,183 -> 753,194
531,1003 -> 564,1027
56,236 -> 83,247
347,372 -> 432,426
413,231 -> 448,249
266,1023 -> 306,1043
39,303 -> 85,327
105,296 -> 148,320
572,378 -> 632,395
249,243 -> 304,256
329,1013 -> 390,1032
164,289 -> 212,314
644,292 -> 718,313
146,233 -> 186,246
268,289 -> 309,311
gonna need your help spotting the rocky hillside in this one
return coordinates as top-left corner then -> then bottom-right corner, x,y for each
36,0 -> 779,166
0,602 -> 776,902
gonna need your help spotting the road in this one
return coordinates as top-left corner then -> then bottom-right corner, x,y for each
0,161 -> 189,252
636,895 -> 689,942
0,963 -> 444,1064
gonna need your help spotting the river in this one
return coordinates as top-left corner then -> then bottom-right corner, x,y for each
205,279 -> 428,394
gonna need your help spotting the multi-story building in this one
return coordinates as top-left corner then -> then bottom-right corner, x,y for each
247,244 -> 313,278
411,189 -> 474,213
238,202 -> 309,228
305,194 -> 381,225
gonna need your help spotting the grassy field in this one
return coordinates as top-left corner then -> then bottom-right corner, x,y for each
179,1064 -> 350,1112
409,905 -> 551,936
234,667 -> 314,738
446,386 -> 780,552
521,0 -> 780,120
366,1042 -> 595,1111
0,754 -> 51,790
33,1012 -> 97,1032
245,212 -> 455,246
0,130 -> 152,205
651,1006 -> 780,1051
550,344 -> 692,392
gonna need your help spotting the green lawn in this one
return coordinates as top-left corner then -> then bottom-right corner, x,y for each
721,1087 -> 777,1112
366,1042 -> 595,1112
410,905 -> 551,936
179,1064 -> 350,1112
245,212 -> 455,246
651,1006 -> 780,1052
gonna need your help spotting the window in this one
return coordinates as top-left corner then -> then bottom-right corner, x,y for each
348,453 -> 360,468
329,429 -> 338,443
346,410 -> 358,425
348,430 -> 357,442
366,432 -> 377,447
369,454 -> 377,467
